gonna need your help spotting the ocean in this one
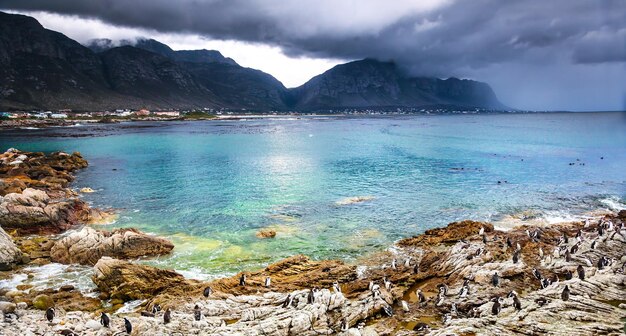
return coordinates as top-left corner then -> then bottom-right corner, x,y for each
1,112 -> 625,282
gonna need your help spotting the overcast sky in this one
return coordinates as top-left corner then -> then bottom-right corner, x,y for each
1,0 -> 625,111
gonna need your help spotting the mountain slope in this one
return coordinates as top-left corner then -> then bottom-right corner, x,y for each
291,59 -> 505,111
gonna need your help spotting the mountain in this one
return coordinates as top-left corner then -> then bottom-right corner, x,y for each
0,11 -> 505,112
292,59 -> 505,111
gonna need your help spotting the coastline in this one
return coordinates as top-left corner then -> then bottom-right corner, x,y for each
0,150 -> 625,335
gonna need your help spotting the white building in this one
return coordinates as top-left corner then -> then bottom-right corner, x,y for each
50,113 -> 68,119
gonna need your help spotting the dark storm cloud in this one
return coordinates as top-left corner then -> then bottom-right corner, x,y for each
1,0 -> 624,73
1,0 -> 625,110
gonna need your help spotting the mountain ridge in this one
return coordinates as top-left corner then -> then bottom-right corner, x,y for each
0,11 -> 506,112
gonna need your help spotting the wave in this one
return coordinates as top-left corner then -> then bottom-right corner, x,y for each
599,196 -> 626,211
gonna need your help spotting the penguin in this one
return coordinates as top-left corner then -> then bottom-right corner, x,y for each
282,294 -> 293,308
435,293 -> 445,307
598,225 -> 604,236
458,285 -> 469,298
404,258 -> 411,268
239,274 -> 246,286
492,272 -> 500,287
582,257 -> 593,267
382,305 -> 394,317
340,318 -> 349,331
264,276 -> 271,288
525,229 -> 531,237
512,250 -> 520,264
482,234 -> 488,244
564,269 -> 573,280
391,258 -> 397,270
438,283 -> 449,296
401,300 -> 410,312
551,274 -> 559,285
576,265 -> 585,280
333,281 -> 342,293
553,246 -> 561,258
584,219 -> 590,228
152,304 -> 162,314
194,304 -> 202,321
45,307 -> 55,323
590,240 -> 597,250
368,281 -> 374,291
413,264 -> 420,274
540,278 -> 551,289
413,322 -> 430,332
535,297 -> 550,306
479,227 -> 485,236
511,294 -> 522,311
561,285 -> 570,301
562,232 -> 569,244
516,242 -> 521,252
506,237 -> 513,248
491,297 -> 502,315
100,312 -> 110,328
163,308 -> 171,324
140,311 -> 155,317
539,247 -> 544,259
597,256 -> 607,270
307,288 -> 316,304
532,268 -> 542,280
203,286 -> 212,298
451,302 -> 459,316
442,313 -> 452,324
416,289 -> 426,305
383,277 -> 392,291
124,318 -> 132,334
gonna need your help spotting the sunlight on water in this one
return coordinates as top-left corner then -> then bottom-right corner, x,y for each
1,113 -> 625,278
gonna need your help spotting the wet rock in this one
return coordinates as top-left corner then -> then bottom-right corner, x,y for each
398,220 -> 493,247
255,228 -> 277,239
0,226 -> 23,270
92,257 -> 197,301
0,301 -> 16,313
32,294 -> 54,310
50,227 -> 174,265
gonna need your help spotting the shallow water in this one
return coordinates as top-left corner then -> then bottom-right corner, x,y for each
1,113 -> 625,279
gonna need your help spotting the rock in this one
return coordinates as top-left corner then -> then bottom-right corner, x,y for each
335,196 -> 375,206
0,301 -> 16,313
59,285 -> 74,292
255,228 -> 277,239
85,319 -> 102,330
50,227 -> 174,265
0,226 -> 23,270
397,220 -> 493,247
79,187 -> 95,193
92,257 -> 197,301
32,294 -> 54,310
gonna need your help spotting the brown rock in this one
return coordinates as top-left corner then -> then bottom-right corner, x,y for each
50,227 -> 174,265
0,226 -> 23,270
255,228 -> 277,239
92,257 -> 197,301
397,220 -> 493,247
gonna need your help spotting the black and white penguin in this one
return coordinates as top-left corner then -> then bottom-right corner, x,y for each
532,268 -> 542,280
491,297 -> 502,315
383,277 -> 392,291
458,284 -> 469,298
340,318 -> 349,331
562,232 -> 569,244
479,226 -> 485,236
282,294 -> 293,308
203,286 -> 212,298
565,249 -> 572,262
152,304 -> 162,314
561,285 -> 570,301
437,283 -> 449,296
194,304 -> 202,321
413,322 -> 430,332
45,307 -> 55,323
401,300 -> 410,312
535,297 -> 550,306
413,264 -> 420,274
570,242 -> 580,254
539,247 -> 544,259
540,278 -> 551,289
511,294 -> 522,311
416,289 -> 426,305
450,302 -> 458,317
513,250 -> 520,264
264,276 -> 271,288
382,305 -> 394,317
598,256 -> 607,270
492,272 -> 500,287
307,288 -> 316,304
404,258 -> 411,268
124,318 -> 132,334
577,265 -> 585,280
100,312 -> 110,328
163,308 -> 171,324
435,292 -> 445,307
333,281 -> 342,293
506,237 -> 513,248
482,234 -> 488,244
442,313 -> 452,324
239,274 -> 246,286
391,258 -> 397,270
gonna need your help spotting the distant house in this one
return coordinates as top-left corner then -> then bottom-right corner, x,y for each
135,109 -> 151,116
50,113 -> 68,119
32,113 -> 47,118
154,111 -> 180,117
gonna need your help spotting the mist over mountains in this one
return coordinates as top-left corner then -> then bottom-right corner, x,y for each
0,11 -> 505,112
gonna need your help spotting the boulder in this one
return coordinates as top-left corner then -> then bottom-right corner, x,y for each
255,228 -> 277,239
397,220 -> 493,247
0,226 -> 23,270
32,294 -> 54,310
92,257 -> 196,301
0,301 -> 16,314
50,227 -> 174,265
0,188 -> 95,234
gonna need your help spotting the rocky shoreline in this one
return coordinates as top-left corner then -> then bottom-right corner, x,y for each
0,149 -> 624,335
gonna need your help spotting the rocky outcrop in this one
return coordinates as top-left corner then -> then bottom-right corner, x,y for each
0,150 -> 108,234
50,227 -> 174,265
92,257 -> 197,301
0,226 -> 23,270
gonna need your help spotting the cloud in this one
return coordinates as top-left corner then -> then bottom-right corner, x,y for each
0,0 -> 625,110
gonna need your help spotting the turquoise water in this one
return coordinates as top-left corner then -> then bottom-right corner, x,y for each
1,113 -> 625,279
